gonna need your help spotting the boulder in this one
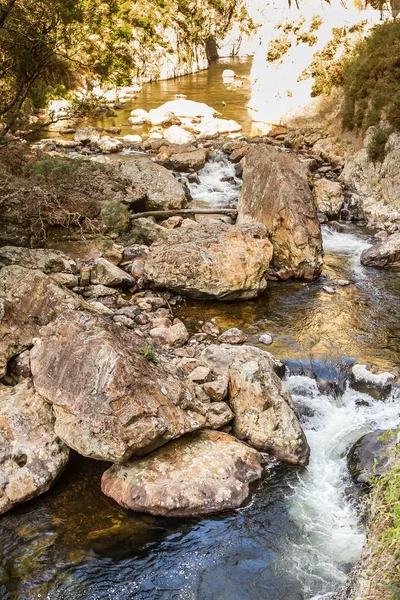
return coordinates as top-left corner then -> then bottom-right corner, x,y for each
90,258 -> 135,288
313,178 -> 344,218
238,145 -> 323,280
144,221 -> 274,300
0,266 -> 82,378
101,430 -> 263,517
157,145 -> 208,171
163,125 -> 194,145
30,310 -> 206,462
0,247 -> 76,274
120,157 -> 187,211
360,232 -> 400,268
195,117 -> 242,138
74,126 -> 101,146
150,99 -> 217,121
128,109 -> 148,125
98,136 -> 123,153
0,381 -> 69,515
348,429 -> 399,485
201,345 -> 310,465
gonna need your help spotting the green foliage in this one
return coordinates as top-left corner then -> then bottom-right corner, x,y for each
140,346 -> 159,365
367,127 -> 389,162
25,157 -> 84,179
100,201 -> 130,234
341,21 -> 400,131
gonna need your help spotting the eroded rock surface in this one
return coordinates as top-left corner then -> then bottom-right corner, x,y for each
144,220 -> 273,300
0,266 -> 82,378
313,178 -> 344,218
0,381 -> 69,515
201,344 -> 309,465
120,157 -> 187,211
0,247 -> 76,274
238,145 -> 323,280
101,430 -> 263,516
30,310 -> 205,462
348,429 -> 399,485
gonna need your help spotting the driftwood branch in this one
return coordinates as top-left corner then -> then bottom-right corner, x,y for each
131,208 -> 237,220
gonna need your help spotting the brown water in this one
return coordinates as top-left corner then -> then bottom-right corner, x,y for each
45,57 -> 257,140
3,60 -> 400,600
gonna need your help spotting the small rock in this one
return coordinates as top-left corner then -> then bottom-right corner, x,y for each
219,328 -> 247,345
337,279 -> 350,286
202,322 -> 220,337
149,318 -> 189,348
188,366 -> 211,384
259,333 -> 273,345
323,286 -> 336,295
90,258 -> 135,288
203,376 -> 229,401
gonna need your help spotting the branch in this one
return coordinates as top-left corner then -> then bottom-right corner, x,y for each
131,208 -> 238,220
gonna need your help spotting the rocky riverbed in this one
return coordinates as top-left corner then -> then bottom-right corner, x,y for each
0,94 -> 399,599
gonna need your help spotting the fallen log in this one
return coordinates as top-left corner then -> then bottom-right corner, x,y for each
131,208 -> 237,220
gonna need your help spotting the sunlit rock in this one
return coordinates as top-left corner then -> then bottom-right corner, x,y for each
31,310 -> 206,462
360,232 -> 400,268
238,144 -> 322,280
101,430 -> 263,516
144,220 -> 274,300
313,179 -> 344,218
0,381 -> 69,515
163,125 -> 194,145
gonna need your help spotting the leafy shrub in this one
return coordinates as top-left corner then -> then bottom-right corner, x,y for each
367,127 -> 388,162
342,21 -> 400,131
140,346 -> 159,365
267,34 -> 292,62
25,157 -> 84,179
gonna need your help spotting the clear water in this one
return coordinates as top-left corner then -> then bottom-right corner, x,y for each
3,62 -> 400,600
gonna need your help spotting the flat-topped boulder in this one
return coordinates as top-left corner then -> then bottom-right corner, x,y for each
157,145 -> 208,171
119,157 -> 187,211
0,381 -> 69,515
0,266 -> 82,378
238,144 -> 323,280
201,344 -> 309,465
360,232 -> 400,268
30,310 -> 206,462
101,430 -> 263,516
144,220 -> 273,300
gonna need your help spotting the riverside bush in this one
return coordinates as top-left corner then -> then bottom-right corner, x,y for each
341,21 -> 400,131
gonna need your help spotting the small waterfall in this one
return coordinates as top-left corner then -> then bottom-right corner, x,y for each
283,372 -> 400,599
185,152 -> 241,208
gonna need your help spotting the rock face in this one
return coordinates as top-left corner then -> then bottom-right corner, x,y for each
0,381 -> 69,515
0,266 -> 82,378
120,157 -> 187,211
348,429 -> 399,485
313,178 -> 344,218
144,220 -> 274,300
201,345 -> 309,465
101,429 -> 263,516
360,232 -> 400,268
30,310 -> 206,462
238,145 -> 323,280
341,130 -> 400,229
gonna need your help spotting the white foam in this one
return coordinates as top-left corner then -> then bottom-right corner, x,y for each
186,153 -> 241,207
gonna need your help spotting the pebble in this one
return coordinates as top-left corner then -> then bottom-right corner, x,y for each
337,279 -> 350,287
259,333 -> 273,345
323,286 -> 336,295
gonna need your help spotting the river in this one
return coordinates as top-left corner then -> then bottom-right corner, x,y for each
1,61 -> 400,600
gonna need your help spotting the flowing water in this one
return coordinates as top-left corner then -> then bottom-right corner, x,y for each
3,63 -> 400,600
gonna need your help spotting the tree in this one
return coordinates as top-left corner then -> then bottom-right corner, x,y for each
0,0 -> 133,142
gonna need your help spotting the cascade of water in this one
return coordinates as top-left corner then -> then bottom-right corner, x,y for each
185,152 -> 241,208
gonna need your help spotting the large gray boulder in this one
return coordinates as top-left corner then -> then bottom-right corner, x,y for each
348,428 -> 399,485
101,430 -> 263,516
200,345 -> 309,465
360,232 -> 400,268
238,144 -> 323,280
0,266 -> 82,378
120,157 -> 187,211
144,220 -> 273,300
0,381 -> 69,515
30,310 -> 206,462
